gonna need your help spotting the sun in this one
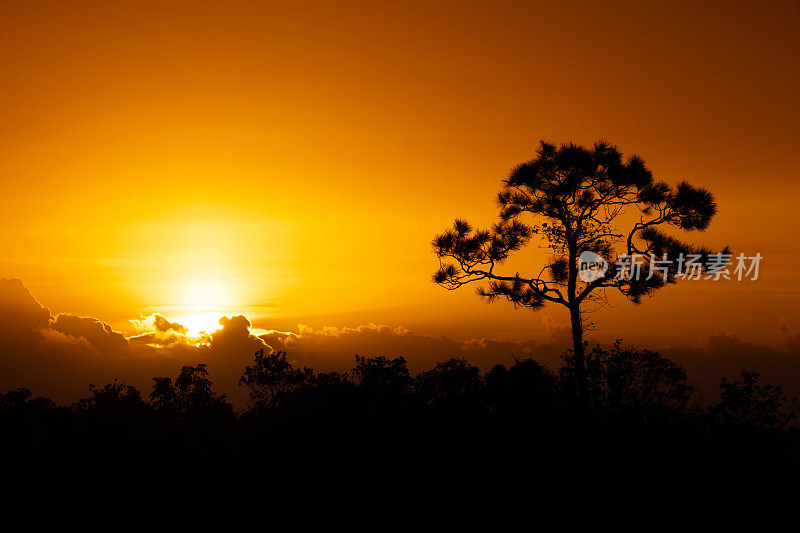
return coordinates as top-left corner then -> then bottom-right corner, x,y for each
173,278 -> 234,337
173,312 -> 223,338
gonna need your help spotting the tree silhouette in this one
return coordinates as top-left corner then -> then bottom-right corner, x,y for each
151,364 -> 231,416
150,376 -> 178,412
709,370 -> 796,430
239,349 -> 313,409
486,359 -> 558,417
563,340 -> 696,424
1,387 -> 33,406
415,357 -> 484,411
353,355 -> 412,391
75,380 -> 146,415
3,348 -> 800,474
433,141 -> 721,404
352,355 -> 413,413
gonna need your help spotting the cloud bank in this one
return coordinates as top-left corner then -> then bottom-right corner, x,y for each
1,278 -> 799,407
0,278 -> 269,405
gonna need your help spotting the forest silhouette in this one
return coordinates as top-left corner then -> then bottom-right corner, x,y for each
2,342 -> 799,479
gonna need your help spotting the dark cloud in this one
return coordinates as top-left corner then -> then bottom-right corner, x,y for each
127,313 -> 192,348
779,318 -> 800,353
203,315 -> 270,405
662,331 -> 800,399
127,331 -> 186,347
152,313 -> 188,334
51,314 -> 128,355
0,278 -> 50,342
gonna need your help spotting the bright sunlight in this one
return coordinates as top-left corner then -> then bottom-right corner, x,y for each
173,278 -> 236,336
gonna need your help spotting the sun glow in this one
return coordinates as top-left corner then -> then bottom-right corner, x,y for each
173,278 -> 235,336
115,210 -> 294,337
174,312 -> 225,338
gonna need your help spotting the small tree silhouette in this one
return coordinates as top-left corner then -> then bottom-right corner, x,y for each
433,141 -> 722,404
415,357 -> 484,410
352,355 -> 413,413
239,349 -> 313,408
151,364 -> 231,415
75,380 -> 146,414
710,370 -> 796,430
563,340 -> 696,423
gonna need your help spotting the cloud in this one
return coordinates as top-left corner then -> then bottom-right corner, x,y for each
201,315 -> 270,404
0,278 -> 129,400
51,314 -> 128,355
660,329 -> 800,399
128,313 -> 193,348
153,313 -> 188,334
127,331 -> 187,348
0,279 -> 269,405
129,313 -> 188,336
0,278 -> 51,342
3,278 -> 800,408
259,323 -> 563,374
0,279 -> 570,406
779,318 -> 800,353
542,315 -> 573,346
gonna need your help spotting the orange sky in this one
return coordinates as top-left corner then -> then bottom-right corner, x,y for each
1,0 -> 799,364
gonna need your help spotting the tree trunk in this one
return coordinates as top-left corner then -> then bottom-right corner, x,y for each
569,303 -> 588,408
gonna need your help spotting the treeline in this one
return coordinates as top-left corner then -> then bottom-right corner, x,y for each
2,341 -> 799,476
